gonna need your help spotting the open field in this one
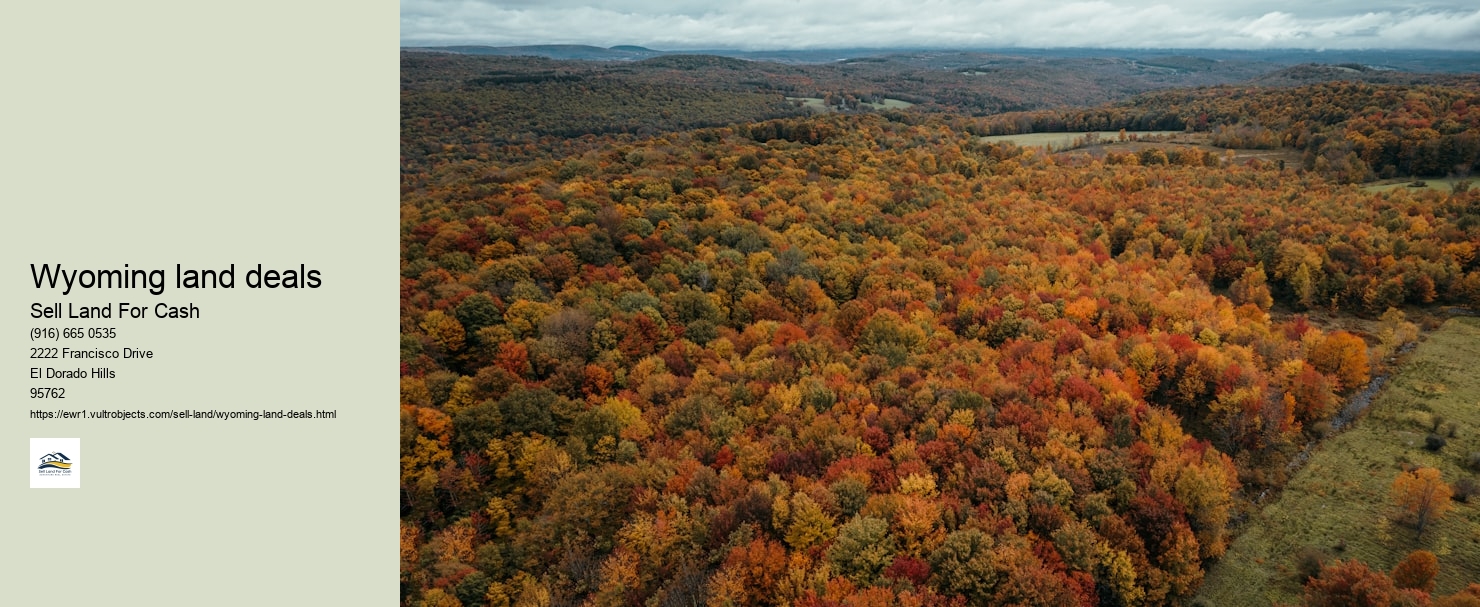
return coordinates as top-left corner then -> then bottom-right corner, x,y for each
978,130 -> 1182,149
788,96 -> 830,111
787,96 -> 915,112
1362,176 -> 1473,193
1196,317 -> 1480,606
981,130 -> 1309,167
1091,138 -> 1303,165
872,98 -> 915,109
982,131 -> 1308,167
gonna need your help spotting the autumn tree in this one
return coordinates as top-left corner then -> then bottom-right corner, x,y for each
781,492 -> 836,550
1392,467 -> 1454,538
1391,549 -> 1439,593
712,538 -> 789,607
1434,585 -> 1480,607
1309,331 -> 1370,393
421,310 -> 466,356
419,588 -> 463,607
1229,263 -> 1273,310
1283,359 -> 1337,427
929,528 -> 999,601
1303,559 -> 1396,607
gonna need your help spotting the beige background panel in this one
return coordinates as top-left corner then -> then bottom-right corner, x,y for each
1,1 -> 398,604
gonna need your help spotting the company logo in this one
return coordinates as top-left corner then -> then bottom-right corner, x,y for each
30,438 -> 81,489
38,452 -> 73,471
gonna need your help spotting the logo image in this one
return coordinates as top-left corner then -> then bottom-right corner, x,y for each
38,452 -> 73,471
30,438 -> 81,489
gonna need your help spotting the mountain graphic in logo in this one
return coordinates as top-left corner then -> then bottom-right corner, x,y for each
38,452 -> 72,470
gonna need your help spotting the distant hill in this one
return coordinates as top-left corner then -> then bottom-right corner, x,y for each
404,45 -> 1480,73
1249,62 -> 1456,87
402,44 -> 904,64
401,45 -> 1480,166
635,55 -> 754,70
408,44 -> 667,61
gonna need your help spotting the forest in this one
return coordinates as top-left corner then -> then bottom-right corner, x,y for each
401,53 -> 1480,607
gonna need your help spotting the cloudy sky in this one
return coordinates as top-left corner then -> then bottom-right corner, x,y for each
401,1 -> 1480,50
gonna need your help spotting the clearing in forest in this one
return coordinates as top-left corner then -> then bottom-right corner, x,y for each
1196,317 -> 1480,606
977,130 -> 1181,149
980,130 -> 1310,167
786,96 -> 915,112
1361,176 -> 1473,193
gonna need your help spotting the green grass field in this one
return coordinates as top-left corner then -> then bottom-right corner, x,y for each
1361,177 -> 1473,193
977,130 -> 1181,149
1196,317 -> 1480,605
872,98 -> 914,109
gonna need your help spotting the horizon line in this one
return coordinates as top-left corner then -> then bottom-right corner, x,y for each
401,44 -> 1480,53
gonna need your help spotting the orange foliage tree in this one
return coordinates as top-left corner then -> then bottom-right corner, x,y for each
1391,549 -> 1439,593
1392,467 -> 1454,538
1303,559 -> 1396,607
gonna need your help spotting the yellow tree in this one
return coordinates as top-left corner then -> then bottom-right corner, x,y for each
419,588 -> 462,607
783,492 -> 836,550
1229,264 -> 1273,310
420,310 -> 465,354
1173,449 -> 1239,559
1309,331 -> 1370,393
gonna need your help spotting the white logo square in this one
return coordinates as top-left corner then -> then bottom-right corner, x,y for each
30,437 -> 81,489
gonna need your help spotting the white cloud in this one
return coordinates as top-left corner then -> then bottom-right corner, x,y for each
400,1 -> 1480,50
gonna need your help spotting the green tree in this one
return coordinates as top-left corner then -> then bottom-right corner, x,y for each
929,528 -> 999,601
827,516 -> 896,585
497,387 -> 567,437
856,309 -> 926,366
454,293 -> 502,334
451,400 -> 503,456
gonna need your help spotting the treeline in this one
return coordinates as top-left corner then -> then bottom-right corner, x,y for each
975,81 -> 1480,182
399,113 -> 1480,606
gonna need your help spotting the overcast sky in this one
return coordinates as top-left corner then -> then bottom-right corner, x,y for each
401,1 -> 1480,50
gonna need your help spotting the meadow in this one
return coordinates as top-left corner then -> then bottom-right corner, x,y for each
1361,177 -> 1474,194
977,131 -> 1181,150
